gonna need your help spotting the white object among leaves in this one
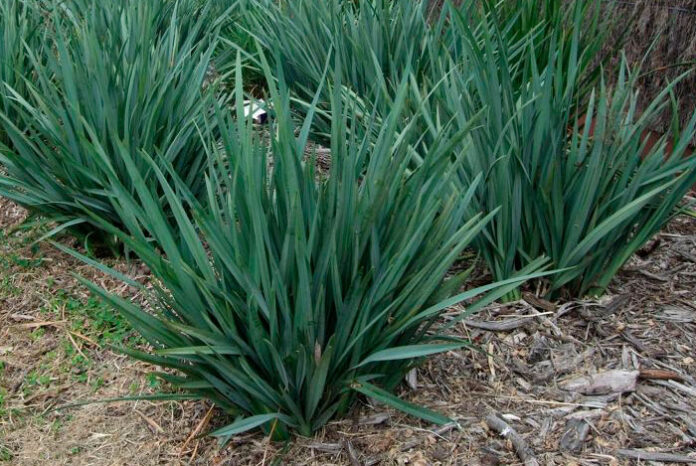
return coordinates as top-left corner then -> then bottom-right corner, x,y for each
243,99 -> 268,124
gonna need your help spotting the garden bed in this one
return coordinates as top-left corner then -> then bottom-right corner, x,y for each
2,198 -> 695,465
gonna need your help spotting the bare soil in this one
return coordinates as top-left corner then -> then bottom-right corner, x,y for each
1,198 -> 695,465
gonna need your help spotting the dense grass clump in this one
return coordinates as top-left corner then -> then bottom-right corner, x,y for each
0,0 -> 221,249
0,0 -> 49,148
245,0 -> 696,298
444,3 -> 696,298
65,67 -> 541,439
242,0 -> 610,143
1,0 -> 695,444
241,0 -> 440,142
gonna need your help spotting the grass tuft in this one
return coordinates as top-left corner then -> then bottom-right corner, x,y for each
0,0 -> 223,250
65,62 -> 544,439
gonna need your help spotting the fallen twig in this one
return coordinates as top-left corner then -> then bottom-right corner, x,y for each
653,379 -> 696,397
134,408 -> 164,434
342,439 -> 361,466
674,248 -> 696,263
639,368 -> 685,382
180,404 -> 215,456
621,330 -> 649,352
15,320 -> 67,329
636,269 -> 669,282
485,413 -> 539,466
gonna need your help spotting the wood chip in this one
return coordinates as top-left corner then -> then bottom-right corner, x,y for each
463,318 -> 530,331
560,370 -> 639,395
559,419 -> 590,452
9,313 -> 35,322
616,449 -> 696,463
522,292 -> 556,312
405,368 -> 418,390
659,306 -> 695,323
306,443 -> 342,454
564,409 -> 605,421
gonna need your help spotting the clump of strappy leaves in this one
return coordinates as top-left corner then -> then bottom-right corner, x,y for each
64,64 -> 542,440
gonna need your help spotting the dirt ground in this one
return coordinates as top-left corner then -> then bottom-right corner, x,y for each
1,197 -> 696,466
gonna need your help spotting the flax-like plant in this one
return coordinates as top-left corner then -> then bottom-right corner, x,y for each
61,63 -> 544,440
445,3 -> 696,297
0,0 -> 221,248
240,0 -> 441,141
0,0 -> 49,148
246,0 -> 668,299
240,0 -> 612,144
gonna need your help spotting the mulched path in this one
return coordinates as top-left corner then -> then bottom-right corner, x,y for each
1,198 -> 695,465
